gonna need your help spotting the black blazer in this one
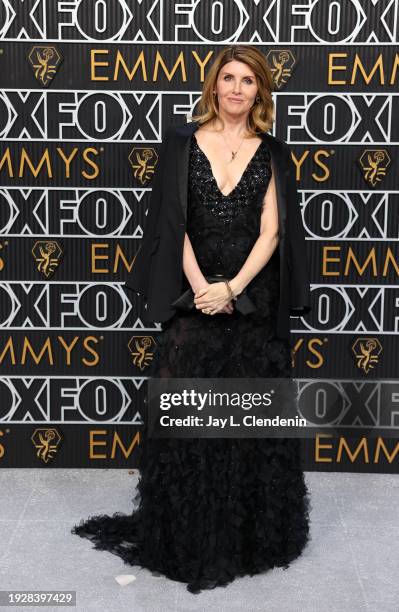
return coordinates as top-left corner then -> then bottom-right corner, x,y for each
124,120 -> 311,339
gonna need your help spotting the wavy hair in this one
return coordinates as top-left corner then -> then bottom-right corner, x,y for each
191,45 -> 275,137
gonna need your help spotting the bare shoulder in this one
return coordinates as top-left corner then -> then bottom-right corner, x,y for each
192,126 -> 217,150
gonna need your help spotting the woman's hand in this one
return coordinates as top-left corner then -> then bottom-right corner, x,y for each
219,300 -> 234,314
194,282 -> 233,314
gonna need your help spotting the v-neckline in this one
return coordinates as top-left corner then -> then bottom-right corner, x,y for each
192,134 -> 263,198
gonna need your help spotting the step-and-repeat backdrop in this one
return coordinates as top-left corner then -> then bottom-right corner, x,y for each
0,1 -> 397,471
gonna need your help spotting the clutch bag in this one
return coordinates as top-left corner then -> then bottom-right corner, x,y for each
171,275 -> 257,315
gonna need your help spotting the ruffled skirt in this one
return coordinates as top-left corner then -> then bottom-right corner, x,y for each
72,307 -> 311,593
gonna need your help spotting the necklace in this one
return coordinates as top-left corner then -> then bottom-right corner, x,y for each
220,131 -> 247,163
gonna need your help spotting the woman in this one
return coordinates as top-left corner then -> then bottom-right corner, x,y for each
72,45 -> 312,594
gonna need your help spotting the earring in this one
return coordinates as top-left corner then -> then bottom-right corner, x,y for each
255,95 -> 260,103
213,91 -> 216,96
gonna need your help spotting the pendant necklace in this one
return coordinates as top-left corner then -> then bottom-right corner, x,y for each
221,131 -> 247,163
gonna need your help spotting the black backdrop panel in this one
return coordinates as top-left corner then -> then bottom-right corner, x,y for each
0,1 -> 397,470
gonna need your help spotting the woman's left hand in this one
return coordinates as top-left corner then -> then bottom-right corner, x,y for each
194,282 -> 231,314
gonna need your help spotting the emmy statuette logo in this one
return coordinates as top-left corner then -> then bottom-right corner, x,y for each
351,337 -> 383,374
28,46 -> 62,86
358,150 -> 391,187
128,147 -> 159,185
266,50 -> 296,89
31,428 -> 62,463
32,240 -> 63,277
128,336 -> 156,371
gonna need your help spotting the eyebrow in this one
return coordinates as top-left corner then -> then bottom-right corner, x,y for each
221,71 -> 255,78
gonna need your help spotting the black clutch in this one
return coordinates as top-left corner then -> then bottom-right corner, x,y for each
171,275 -> 257,315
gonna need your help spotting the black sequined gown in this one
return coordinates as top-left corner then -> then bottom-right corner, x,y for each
72,134 -> 311,594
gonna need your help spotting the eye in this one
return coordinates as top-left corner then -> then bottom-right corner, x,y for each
223,75 -> 253,84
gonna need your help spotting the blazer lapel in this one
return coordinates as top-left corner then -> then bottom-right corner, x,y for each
175,120 -> 198,225
263,132 -> 288,242
174,119 -> 287,242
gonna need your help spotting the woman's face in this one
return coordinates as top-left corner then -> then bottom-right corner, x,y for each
214,60 -> 259,118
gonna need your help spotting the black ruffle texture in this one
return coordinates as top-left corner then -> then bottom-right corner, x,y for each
72,307 -> 312,594
72,435 -> 311,594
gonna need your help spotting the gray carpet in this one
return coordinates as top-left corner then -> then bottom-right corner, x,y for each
0,469 -> 397,612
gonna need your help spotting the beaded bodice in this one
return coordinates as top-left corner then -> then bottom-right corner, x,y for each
187,133 -> 273,276
189,135 -> 271,224
185,132 -> 280,320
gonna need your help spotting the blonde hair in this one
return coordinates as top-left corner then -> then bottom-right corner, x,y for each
191,45 -> 275,137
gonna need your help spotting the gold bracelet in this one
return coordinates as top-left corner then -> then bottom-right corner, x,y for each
224,280 -> 237,301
